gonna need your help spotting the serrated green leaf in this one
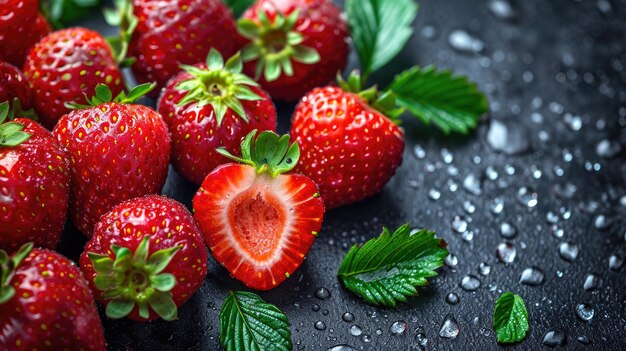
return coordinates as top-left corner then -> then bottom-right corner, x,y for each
337,224 -> 447,307
347,0 -> 419,78
493,292 -> 529,344
219,291 -> 292,351
222,0 -> 256,18
388,66 -> 489,134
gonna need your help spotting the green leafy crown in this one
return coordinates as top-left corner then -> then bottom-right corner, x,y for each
88,236 -> 182,321
217,130 -> 300,177
65,83 -> 155,110
176,49 -> 262,126
0,243 -> 33,304
237,9 -> 320,82
0,101 -> 31,148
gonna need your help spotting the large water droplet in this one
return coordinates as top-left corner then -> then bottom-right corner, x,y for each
460,275 -> 481,291
315,287 -> 331,300
314,321 -> 326,330
452,216 -> 469,233
543,330 -> 566,347
558,242 -> 579,262
517,187 -> 538,208
575,303 -> 595,321
497,242 -> 516,264
448,30 -> 484,53
349,325 -> 362,336
463,173 -> 482,195
487,120 -> 530,155
342,313 -> 354,323
439,314 -> 460,339
390,321 -> 407,336
499,222 -> 517,239
609,254 -> 624,271
520,267 -> 544,286
583,274 -> 602,291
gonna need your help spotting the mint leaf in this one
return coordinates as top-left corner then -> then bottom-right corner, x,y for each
337,224 -> 447,307
347,0 -> 419,79
493,292 -> 529,344
220,291 -> 292,351
388,65 -> 489,134
223,0 -> 255,18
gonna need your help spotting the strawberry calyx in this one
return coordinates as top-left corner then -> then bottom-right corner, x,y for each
88,235 -> 181,321
238,9 -> 320,82
0,243 -> 33,304
65,83 -> 155,110
176,49 -> 262,126
217,129 -> 300,177
0,101 -> 31,147
103,0 -> 138,67
337,70 -> 405,122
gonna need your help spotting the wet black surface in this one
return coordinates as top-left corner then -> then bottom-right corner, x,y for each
57,0 -> 626,350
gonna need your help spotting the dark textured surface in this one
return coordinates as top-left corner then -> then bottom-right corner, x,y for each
57,0 -> 626,350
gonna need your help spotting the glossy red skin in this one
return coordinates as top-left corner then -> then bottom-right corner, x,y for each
291,86 -> 405,208
130,0 -> 239,93
79,195 -> 208,321
0,249 -> 106,351
23,28 -> 124,129
53,103 -> 171,236
0,1 -> 51,67
158,65 -> 277,184
193,164 -> 324,290
0,119 -> 69,251
0,61 -> 33,110
241,0 -> 349,101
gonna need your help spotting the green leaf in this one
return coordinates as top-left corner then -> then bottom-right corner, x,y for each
388,66 -> 489,134
337,224 -> 447,307
219,291 -> 292,351
148,290 -> 178,321
222,0 -> 255,18
493,292 -> 529,344
347,0 -> 419,79
106,299 -> 135,319
41,0 -> 102,28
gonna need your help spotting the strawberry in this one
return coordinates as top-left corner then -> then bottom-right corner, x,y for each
290,72 -> 405,208
53,84 -> 170,236
107,0 -> 239,93
23,27 -> 124,129
0,102 -> 69,251
0,61 -> 33,113
79,195 -> 208,321
0,1 -> 51,67
158,49 -> 277,184
193,130 -> 324,290
238,0 -> 349,101
0,244 -> 106,350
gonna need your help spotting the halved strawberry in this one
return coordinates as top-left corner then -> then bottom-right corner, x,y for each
193,130 -> 324,290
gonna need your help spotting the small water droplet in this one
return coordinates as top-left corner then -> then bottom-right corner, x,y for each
361,334 -> 371,343
439,314 -> 460,339
583,274 -> 602,291
445,254 -> 459,267
446,293 -> 460,305
315,287 -> 331,300
390,321 -> 407,336
546,211 -> 559,224
517,187 -> 538,208
593,215 -> 612,230
448,29 -> 484,53
312,304 -> 320,312
420,25 -> 437,40
497,242 -> 516,264
460,275 -> 481,291
554,183 -> 577,199
499,222 -> 517,239
558,242 -> 579,262
485,166 -> 499,180
315,321 -> 326,331
463,200 -> 476,214
440,148 -> 454,164
488,0 -> 516,20
487,120 -> 530,155
575,303 -> 595,321
452,216 -> 468,233
349,325 -> 362,336
609,254 -> 623,271
342,313 -> 354,323
543,330 -> 566,347
413,331 -> 428,350
491,198 -> 505,214
520,267 -> 545,286
413,145 -> 426,159
576,336 -> 590,345
463,173 -> 482,195
479,262 -> 491,275
596,139 -> 622,158
428,188 -> 441,201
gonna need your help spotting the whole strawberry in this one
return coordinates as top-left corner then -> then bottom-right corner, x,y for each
108,0 -> 239,92
193,130 -> 324,290
23,27 -> 124,129
0,102 -> 69,251
0,1 -> 51,67
53,84 -> 170,236
0,61 -> 33,113
79,195 -> 208,321
0,244 -> 106,350
238,0 -> 349,101
158,50 -> 276,184
290,72 -> 405,208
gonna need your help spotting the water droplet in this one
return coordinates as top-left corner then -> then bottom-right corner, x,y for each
520,267 -> 545,286
420,25 -> 437,40
546,211 -> 559,224
349,325 -> 362,336
488,0 -> 516,20
452,216 -> 468,233
596,139 -> 622,158
609,254 -> 624,271
463,173 -> 482,195
413,331 -> 428,350
428,188 -> 441,201
439,314 -> 460,339
445,254 -> 459,267
554,183 -> 577,199
563,113 -> 582,131
620,195 -> 626,208
593,214 -> 612,230
328,345 -> 357,351
491,198 -> 505,214
497,242 -> 516,264
551,225 -> 564,238
315,287 -> 331,300
342,313 -> 354,323
460,275 -> 481,291
575,303 -> 595,321
487,120 -> 530,155
441,148 -> 454,164
499,222 -> 517,239
390,321 -> 407,335
576,336 -> 590,344
558,242 -> 579,262
583,274 -> 602,291
446,293 -> 460,305
485,166 -> 499,180
543,330 -> 566,347
517,187 -> 538,208
312,304 -> 320,312
463,201 -> 476,214
461,230 -> 474,242
413,145 -> 426,159
315,321 -> 326,331
361,334 -> 371,343
479,262 -> 491,275
597,0 -> 612,13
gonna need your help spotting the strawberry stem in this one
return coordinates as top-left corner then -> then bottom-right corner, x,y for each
65,83 -> 155,110
0,243 -> 33,304
337,71 -> 405,122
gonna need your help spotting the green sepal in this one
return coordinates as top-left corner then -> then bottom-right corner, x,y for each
0,243 -> 33,305
65,83 -> 155,110
103,0 -> 138,66
217,130 -> 300,177
0,101 -> 32,148
237,9 -> 320,82
88,236 -> 181,321
175,49 -> 261,126
337,71 -> 405,121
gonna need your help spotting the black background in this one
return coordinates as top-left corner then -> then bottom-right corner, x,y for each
58,0 -> 626,350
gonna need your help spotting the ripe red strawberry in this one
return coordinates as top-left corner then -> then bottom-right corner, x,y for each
53,84 -> 170,236
79,195 -> 207,321
0,61 -> 33,113
0,244 -> 106,350
238,0 -> 349,101
290,73 -> 405,208
0,102 -> 69,251
158,50 -> 277,184
23,27 -> 124,129
109,0 -> 239,92
193,130 -> 324,290
0,1 -> 51,67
